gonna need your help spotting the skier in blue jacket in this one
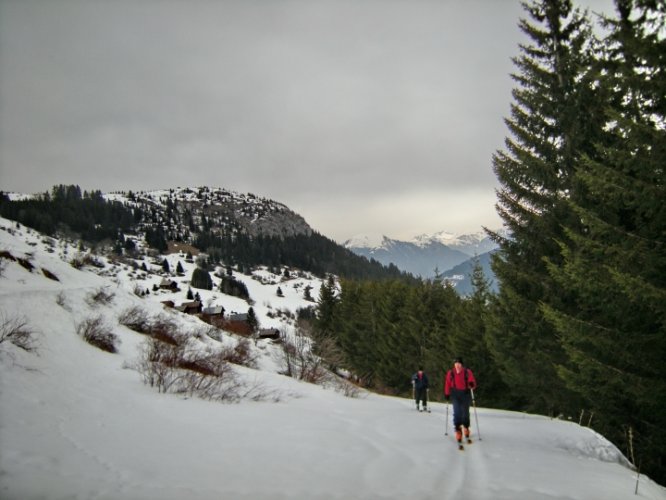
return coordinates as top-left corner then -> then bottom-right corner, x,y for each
411,367 -> 430,412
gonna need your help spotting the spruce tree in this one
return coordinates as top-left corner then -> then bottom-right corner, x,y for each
542,0 -> 666,483
247,307 -> 259,333
487,0 -> 602,414
191,268 -> 213,290
315,275 -> 338,336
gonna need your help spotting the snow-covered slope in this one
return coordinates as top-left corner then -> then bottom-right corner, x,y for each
1,219 -> 664,500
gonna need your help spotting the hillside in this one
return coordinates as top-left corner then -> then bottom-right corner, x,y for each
440,251 -> 498,295
0,185 -> 412,281
1,218 -> 665,499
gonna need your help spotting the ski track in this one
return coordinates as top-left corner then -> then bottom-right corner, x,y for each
352,399 -> 496,500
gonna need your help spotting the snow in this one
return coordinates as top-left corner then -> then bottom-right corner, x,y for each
343,233 -> 389,250
1,218 -> 665,500
412,230 -> 460,246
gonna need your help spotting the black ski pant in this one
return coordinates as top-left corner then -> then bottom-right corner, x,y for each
451,390 -> 471,431
414,387 -> 428,409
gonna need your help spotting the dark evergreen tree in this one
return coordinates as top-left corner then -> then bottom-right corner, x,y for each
145,227 -> 168,253
191,268 -> 213,290
247,307 -> 259,333
315,275 -> 338,336
487,0 -> 602,415
542,0 -> 666,484
219,275 -> 250,300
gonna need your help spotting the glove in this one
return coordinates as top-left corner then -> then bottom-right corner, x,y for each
468,382 -> 476,390
444,395 -> 450,401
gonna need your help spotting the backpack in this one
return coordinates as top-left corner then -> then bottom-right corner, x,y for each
448,368 -> 470,390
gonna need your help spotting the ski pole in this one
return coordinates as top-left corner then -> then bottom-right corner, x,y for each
471,388 -> 481,441
445,399 -> 450,435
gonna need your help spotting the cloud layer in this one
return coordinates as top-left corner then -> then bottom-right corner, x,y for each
0,0 -> 613,241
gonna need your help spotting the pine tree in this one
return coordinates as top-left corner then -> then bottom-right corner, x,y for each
542,0 -> 666,484
191,268 -> 212,290
247,307 -> 259,334
487,0 -> 602,414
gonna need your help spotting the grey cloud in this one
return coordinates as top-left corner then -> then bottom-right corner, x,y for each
0,0 -> 615,241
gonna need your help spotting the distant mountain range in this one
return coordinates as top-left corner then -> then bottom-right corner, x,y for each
344,230 -> 504,294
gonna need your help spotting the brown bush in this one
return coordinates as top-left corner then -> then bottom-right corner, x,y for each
41,267 -> 60,281
118,306 -> 151,334
76,315 -> 118,353
85,287 -> 115,307
148,314 -> 184,345
0,311 -> 38,353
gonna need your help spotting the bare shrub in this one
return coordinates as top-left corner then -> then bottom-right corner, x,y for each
41,267 -> 59,281
220,338 -> 258,368
55,291 -> 69,309
279,330 -> 328,384
0,250 -> 17,262
134,337 -> 246,401
148,314 -> 184,345
334,378 -> 364,399
0,311 -> 38,353
135,337 -> 182,392
17,257 -> 35,272
239,380 -> 284,402
76,315 -> 118,353
118,306 -> 151,334
201,324 -> 222,342
71,253 -> 105,270
191,324 -> 220,342
85,287 -> 115,307
179,368 -> 241,401
69,256 -> 85,269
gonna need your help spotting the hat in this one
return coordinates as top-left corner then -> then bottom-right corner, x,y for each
454,357 -> 463,364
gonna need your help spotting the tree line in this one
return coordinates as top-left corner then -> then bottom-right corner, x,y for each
315,0 -> 665,485
195,230 -> 417,281
0,185 -> 138,243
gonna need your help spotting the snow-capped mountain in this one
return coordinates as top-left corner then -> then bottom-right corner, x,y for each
344,230 -> 502,281
412,230 -> 500,256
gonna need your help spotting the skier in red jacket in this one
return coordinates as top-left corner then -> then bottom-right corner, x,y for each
444,357 -> 477,444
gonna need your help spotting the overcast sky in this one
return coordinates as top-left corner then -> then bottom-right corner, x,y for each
0,0 -> 615,242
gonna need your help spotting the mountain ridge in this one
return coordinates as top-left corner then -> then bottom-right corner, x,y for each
343,230 -> 504,284
0,185 -> 413,281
